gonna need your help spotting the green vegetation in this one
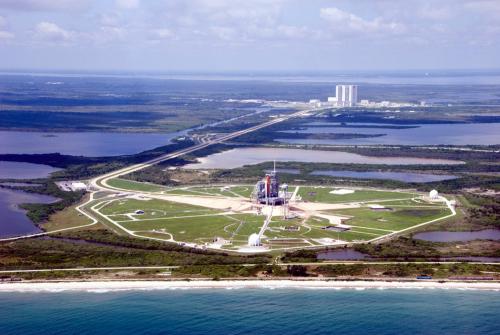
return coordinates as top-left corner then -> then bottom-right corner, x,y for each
106,178 -> 166,192
463,193 -> 500,228
42,200 -> 94,232
10,181 -> 85,224
298,187 -> 416,203
354,237 -> 500,259
332,207 -> 450,231
314,262 -> 500,279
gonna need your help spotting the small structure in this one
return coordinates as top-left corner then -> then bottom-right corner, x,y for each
330,188 -> 355,195
369,204 -> 393,211
322,225 -> 350,232
135,210 -> 145,215
284,225 -> 300,232
56,181 -> 88,192
247,233 -> 261,246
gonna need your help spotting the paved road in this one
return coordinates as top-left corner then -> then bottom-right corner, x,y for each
93,107 -> 321,191
0,261 -> 498,274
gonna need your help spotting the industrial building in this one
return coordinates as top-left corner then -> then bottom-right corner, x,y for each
328,85 -> 358,107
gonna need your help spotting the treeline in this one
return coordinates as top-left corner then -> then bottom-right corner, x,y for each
0,181 -> 85,224
464,193 -> 500,228
57,229 -> 271,264
0,139 -> 195,180
0,232 -> 271,271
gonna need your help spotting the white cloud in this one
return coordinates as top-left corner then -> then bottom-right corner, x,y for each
0,30 -> 14,41
417,5 -> 454,20
94,26 -> 126,43
34,21 -> 73,41
320,7 -> 405,35
464,0 -> 500,14
0,0 -> 89,12
210,26 -> 238,41
115,0 -> 140,10
149,28 -> 174,40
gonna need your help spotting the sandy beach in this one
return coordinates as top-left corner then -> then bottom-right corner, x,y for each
1,279 -> 499,293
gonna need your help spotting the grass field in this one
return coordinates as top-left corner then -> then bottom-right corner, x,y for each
106,179 -> 256,199
106,178 -> 165,192
86,183 -> 453,251
298,187 -> 416,203
331,207 -> 450,231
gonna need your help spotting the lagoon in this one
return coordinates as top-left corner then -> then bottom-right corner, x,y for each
0,131 -> 182,157
278,123 -> 500,146
0,161 -> 61,179
0,188 -> 58,238
185,147 -> 463,169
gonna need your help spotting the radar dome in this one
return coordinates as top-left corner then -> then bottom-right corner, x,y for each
429,189 -> 439,199
248,233 -> 260,246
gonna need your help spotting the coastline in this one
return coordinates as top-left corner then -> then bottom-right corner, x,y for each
1,279 -> 499,293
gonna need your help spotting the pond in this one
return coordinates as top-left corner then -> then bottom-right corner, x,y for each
277,123 -> 500,146
413,229 -> 500,242
184,147 -> 463,169
310,170 -> 458,183
0,161 -> 61,179
0,187 -> 59,238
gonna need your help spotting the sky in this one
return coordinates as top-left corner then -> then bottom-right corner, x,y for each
0,0 -> 499,72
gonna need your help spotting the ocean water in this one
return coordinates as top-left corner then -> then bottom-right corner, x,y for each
0,289 -> 498,335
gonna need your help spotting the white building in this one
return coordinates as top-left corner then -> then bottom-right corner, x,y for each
429,189 -> 439,200
327,85 -> 358,107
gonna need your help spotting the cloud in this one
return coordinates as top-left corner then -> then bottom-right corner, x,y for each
115,0 -> 140,10
34,21 -> 73,41
417,5 -> 454,20
0,30 -> 14,41
320,7 -> 405,35
464,0 -> 500,14
149,28 -> 174,40
0,0 -> 89,12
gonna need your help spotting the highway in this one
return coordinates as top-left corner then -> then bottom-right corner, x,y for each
93,107 -> 320,191
0,106 -> 320,243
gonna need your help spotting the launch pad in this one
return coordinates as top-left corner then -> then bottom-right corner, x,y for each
253,163 -> 288,206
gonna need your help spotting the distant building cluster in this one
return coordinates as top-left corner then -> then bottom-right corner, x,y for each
358,99 -> 423,108
327,85 -> 358,107
309,84 -> 358,108
308,84 -> 425,109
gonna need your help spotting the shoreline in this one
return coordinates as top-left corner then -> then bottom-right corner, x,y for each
1,279 -> 499,293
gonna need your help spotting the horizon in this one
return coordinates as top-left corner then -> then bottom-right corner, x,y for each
1,0 -> 499,72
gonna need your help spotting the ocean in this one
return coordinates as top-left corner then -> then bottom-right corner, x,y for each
0,288 -> 498,334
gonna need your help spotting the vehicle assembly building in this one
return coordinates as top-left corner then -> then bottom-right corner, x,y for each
328,85 -> 358,107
